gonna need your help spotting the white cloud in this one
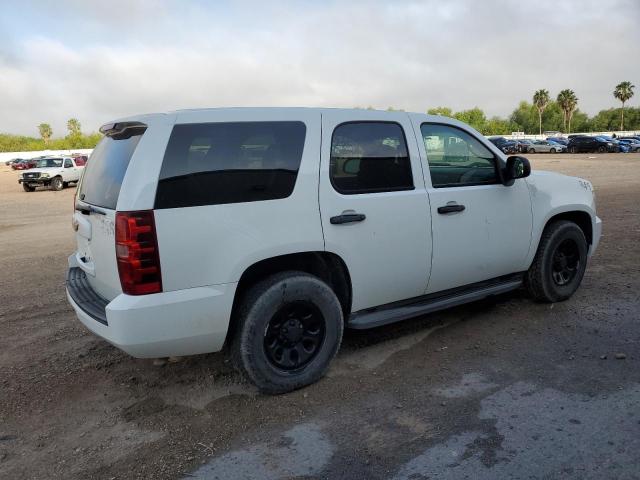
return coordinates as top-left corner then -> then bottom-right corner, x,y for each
1,0 -> 638,136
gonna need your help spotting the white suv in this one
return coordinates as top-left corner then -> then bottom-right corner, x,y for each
66,108 -> 602,393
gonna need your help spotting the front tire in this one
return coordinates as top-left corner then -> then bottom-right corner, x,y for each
231,271 -> 344,394
525,220 -> 588,303
550,148 -> 556,153
528,148 -> 535,153
51,177 -> 64,191
597,145 -> 607,153
569,146 -> 577,153
22,183 -> 35,192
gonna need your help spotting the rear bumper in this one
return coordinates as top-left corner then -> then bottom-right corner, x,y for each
66,257 -> 237,358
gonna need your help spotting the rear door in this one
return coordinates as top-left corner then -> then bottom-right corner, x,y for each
74,125 -> 147,300
319,111 -> 432,312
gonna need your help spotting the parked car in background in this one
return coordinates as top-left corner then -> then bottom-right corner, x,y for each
547,137 -> 569,146
618,139 -> 640,152
513,139 -> 534,153
11,158 -> 37,170
596,136 -> 624,153
619,136 -> 640,143
72,155 -> 88,166
488,136 -> 518,154
71,157 -> 89,166
18,157 -> 85,191
527,140 -> 567,153
5,158 -> 23,166
66,108 -> 601,393
567,136 -> 616,153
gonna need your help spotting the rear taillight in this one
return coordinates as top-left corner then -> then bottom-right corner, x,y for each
115,210 -> 162,295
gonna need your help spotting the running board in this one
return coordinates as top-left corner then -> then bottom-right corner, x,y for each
347,274 -> 524,330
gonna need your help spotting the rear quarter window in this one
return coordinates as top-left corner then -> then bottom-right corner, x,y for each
155,121 -> 306,209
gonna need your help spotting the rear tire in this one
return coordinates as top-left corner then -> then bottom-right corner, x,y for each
230,271 -> 344,394
51,177 -> 64,191
525,220 -> 588,303
22,183 -> 35,192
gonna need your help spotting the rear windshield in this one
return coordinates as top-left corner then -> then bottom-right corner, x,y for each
155,121 -> 306,209
78,134 -> 143,209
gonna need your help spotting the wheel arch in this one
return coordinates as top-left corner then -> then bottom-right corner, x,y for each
526,208 -> 594,270
225,251 -> 352,346
545,210 -> 593,246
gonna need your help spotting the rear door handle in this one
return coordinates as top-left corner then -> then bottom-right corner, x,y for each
330,212 -> 366,224
437,204 -> 466,214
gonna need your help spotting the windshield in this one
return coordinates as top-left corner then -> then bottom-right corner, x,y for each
35,158 -> 63,168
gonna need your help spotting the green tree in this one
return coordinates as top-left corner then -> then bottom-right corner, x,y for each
453,107 -> 486,132
483,116 -> 516,135
427,107 -> 453,117
67,118 -> 82,136
509,101 -> 538,133
532,89 -> 550,135
557,90 -> 578,133
38,123 -> 52,144
613,81 -> 635,130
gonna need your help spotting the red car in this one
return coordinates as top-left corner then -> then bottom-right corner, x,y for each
71,155 -> 88,166
11,159 -> 37,170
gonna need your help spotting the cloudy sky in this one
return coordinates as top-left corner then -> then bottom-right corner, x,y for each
1,0 -> 639,136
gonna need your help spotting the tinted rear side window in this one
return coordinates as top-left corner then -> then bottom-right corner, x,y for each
78,134 -> 143,209
330,122 -> 413,194
155,122 -> 306,209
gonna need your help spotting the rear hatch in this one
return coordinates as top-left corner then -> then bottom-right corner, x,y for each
73,122 -> 146,300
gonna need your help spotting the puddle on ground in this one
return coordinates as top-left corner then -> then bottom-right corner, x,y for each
187,422 -> 333,479
435,372 -> 498,398
393,382 -> 640,479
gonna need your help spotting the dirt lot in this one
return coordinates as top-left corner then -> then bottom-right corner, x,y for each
1,153 -> 639,479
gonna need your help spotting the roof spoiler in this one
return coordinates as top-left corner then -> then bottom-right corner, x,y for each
99,121 -> 147,139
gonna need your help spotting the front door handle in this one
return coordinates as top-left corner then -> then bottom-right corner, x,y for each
437,204 -> 466,214
330,212 -> 366,224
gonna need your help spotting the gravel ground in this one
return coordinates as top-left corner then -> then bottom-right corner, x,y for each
1,153 -> 639,479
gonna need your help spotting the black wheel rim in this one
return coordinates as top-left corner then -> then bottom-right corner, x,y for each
264,301 -> 326,371
551,239 -> 580,286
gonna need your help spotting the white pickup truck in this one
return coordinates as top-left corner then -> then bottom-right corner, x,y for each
19,157 -> 85,192
66,108 -> 602,393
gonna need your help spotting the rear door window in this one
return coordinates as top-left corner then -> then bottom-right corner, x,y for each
79,133 -> 144,209
329,122 -> 413,194
155,121 -> 306,209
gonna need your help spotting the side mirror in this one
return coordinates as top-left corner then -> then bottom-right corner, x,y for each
503,156 -> 531,186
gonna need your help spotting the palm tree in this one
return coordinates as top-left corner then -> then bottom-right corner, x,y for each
557,90 -> 578,133
613,81 -> 635,131
38,123 -> 53,144
533,89 -> 550,135
67,118 -> 82,136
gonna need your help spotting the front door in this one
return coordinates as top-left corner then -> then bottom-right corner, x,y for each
412,118 -> 533,294
319,111 -> 432,312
